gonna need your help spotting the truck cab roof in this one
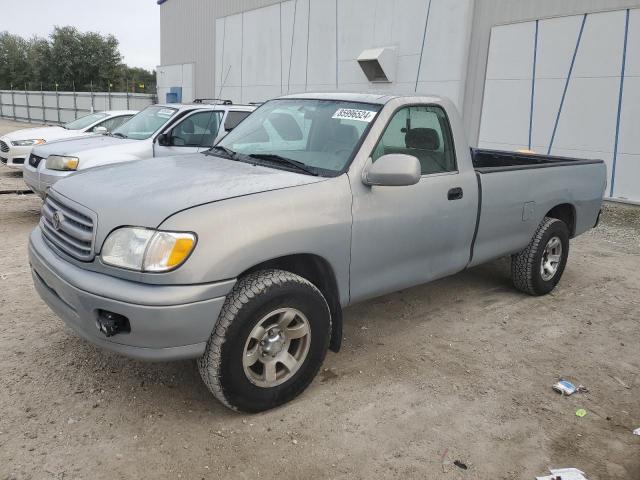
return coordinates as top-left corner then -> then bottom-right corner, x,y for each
278,91 -> 445,105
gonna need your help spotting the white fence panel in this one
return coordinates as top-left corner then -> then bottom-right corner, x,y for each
0,90 -> 156,125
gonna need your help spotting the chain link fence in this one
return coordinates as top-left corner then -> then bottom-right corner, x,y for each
0,89 -> 157,125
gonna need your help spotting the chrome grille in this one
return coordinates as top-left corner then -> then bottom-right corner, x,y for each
29,153 -> 44,168
0,140 -> 8,153
40,193 -> 96,261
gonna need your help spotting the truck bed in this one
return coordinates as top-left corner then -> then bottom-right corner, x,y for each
467,147 -> 606,269
471,148 -> 603,174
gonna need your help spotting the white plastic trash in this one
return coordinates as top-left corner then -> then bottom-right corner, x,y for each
553,380 -> 577,395
536,468 -> 588,480
633,428 -> 640,436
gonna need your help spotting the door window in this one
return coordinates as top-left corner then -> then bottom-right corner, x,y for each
372,105 -> 456,175
224,111 -> 251,131
169,111 -> 222,147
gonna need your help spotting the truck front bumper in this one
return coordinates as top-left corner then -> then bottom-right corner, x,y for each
29,228 -> 235,361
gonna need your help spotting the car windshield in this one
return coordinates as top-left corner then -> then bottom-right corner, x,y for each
63,112 -> 108,130
111,106 -> 178,140
217,99 -> 382,175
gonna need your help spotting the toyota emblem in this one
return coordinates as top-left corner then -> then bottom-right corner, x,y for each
52,211 -> 63,230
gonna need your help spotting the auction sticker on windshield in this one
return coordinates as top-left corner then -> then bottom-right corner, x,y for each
158,108 -> 176,118
332,108 -> 376,123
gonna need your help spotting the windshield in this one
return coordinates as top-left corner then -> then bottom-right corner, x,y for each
111,106 -> 178,140
217,99 -> 382,174
64,112 -> 108,130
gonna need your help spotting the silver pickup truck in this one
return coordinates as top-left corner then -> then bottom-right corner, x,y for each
28,93 -> 606,412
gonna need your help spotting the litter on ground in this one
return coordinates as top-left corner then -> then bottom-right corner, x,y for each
536,467 -> 588,480
453,460 -> 468,470
552,380 -> 587,396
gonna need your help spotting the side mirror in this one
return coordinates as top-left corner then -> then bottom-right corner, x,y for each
94,126 -> 108,135
362,154 -> 421,187
157,133 -> 170,146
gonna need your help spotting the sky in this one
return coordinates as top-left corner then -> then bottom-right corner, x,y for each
1,0 -> 160,70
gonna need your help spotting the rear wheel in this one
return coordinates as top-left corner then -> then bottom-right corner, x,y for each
198,269 -> 331,412
512,217 -> 570,296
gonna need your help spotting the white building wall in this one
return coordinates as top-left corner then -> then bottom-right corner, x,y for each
213,0 -> 474,110
156,63 -> 195,103
478,8 -> 639,203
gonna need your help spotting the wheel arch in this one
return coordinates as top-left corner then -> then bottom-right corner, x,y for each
240,253 -> 343,353
545,203 -> 576,238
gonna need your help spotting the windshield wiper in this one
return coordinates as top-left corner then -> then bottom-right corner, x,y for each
206,148 -> 319,176
207,145 -> 238,159
248,154 -> 318,176
112,132 -> 127,139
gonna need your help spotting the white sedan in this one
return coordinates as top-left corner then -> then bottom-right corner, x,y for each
0,110 -> 136,170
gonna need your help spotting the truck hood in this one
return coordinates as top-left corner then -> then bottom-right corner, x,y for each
3,125 -> 92,142
52,154 -> 327,244
32,135 -> 138,158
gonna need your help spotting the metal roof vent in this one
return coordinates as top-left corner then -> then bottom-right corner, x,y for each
357,47 -> 397,83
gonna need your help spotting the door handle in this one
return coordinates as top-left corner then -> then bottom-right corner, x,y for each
448,187 -> 463,201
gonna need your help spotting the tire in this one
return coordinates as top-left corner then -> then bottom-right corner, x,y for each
198,269 -> 332,413
511,217 -> 570,296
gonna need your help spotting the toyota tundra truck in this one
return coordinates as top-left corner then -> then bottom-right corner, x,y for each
28,93 -> 606,412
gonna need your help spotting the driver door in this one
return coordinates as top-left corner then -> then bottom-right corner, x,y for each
349,104 -> 478,303
154,110 -> 222,157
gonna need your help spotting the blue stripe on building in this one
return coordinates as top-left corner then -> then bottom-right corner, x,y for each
610,9 -> 630,198
415,0 -> 433,92
529,20 -> 539,151
547,13 -> 587,155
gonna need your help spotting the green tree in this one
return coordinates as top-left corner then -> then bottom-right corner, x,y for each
122,66 -> 156,93
48,26 -> 83,90
0,27 -> 155,93
26,36 -> 51,87
0,32 -> 30,89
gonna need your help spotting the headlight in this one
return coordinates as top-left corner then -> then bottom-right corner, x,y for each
101,227 -> 196,272
11,139 -> 46,147
45,155 -> 79,171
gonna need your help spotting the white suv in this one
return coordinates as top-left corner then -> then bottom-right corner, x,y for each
0,110 -> 136,170
23,102 -> 255,197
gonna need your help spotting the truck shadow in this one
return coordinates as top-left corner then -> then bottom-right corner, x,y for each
341,257 -> 517,348
0,169 -> 23,178
52,333 -> 236,416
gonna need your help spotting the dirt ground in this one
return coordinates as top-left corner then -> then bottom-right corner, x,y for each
0,118 -> 639,479
0,120 -> 33,193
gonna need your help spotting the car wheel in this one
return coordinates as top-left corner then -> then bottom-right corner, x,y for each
512,217 -> 570,296
198,269 -> 332,412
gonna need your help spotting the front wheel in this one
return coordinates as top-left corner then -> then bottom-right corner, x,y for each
198,269 -> 331,412
512,217 -> 570,296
